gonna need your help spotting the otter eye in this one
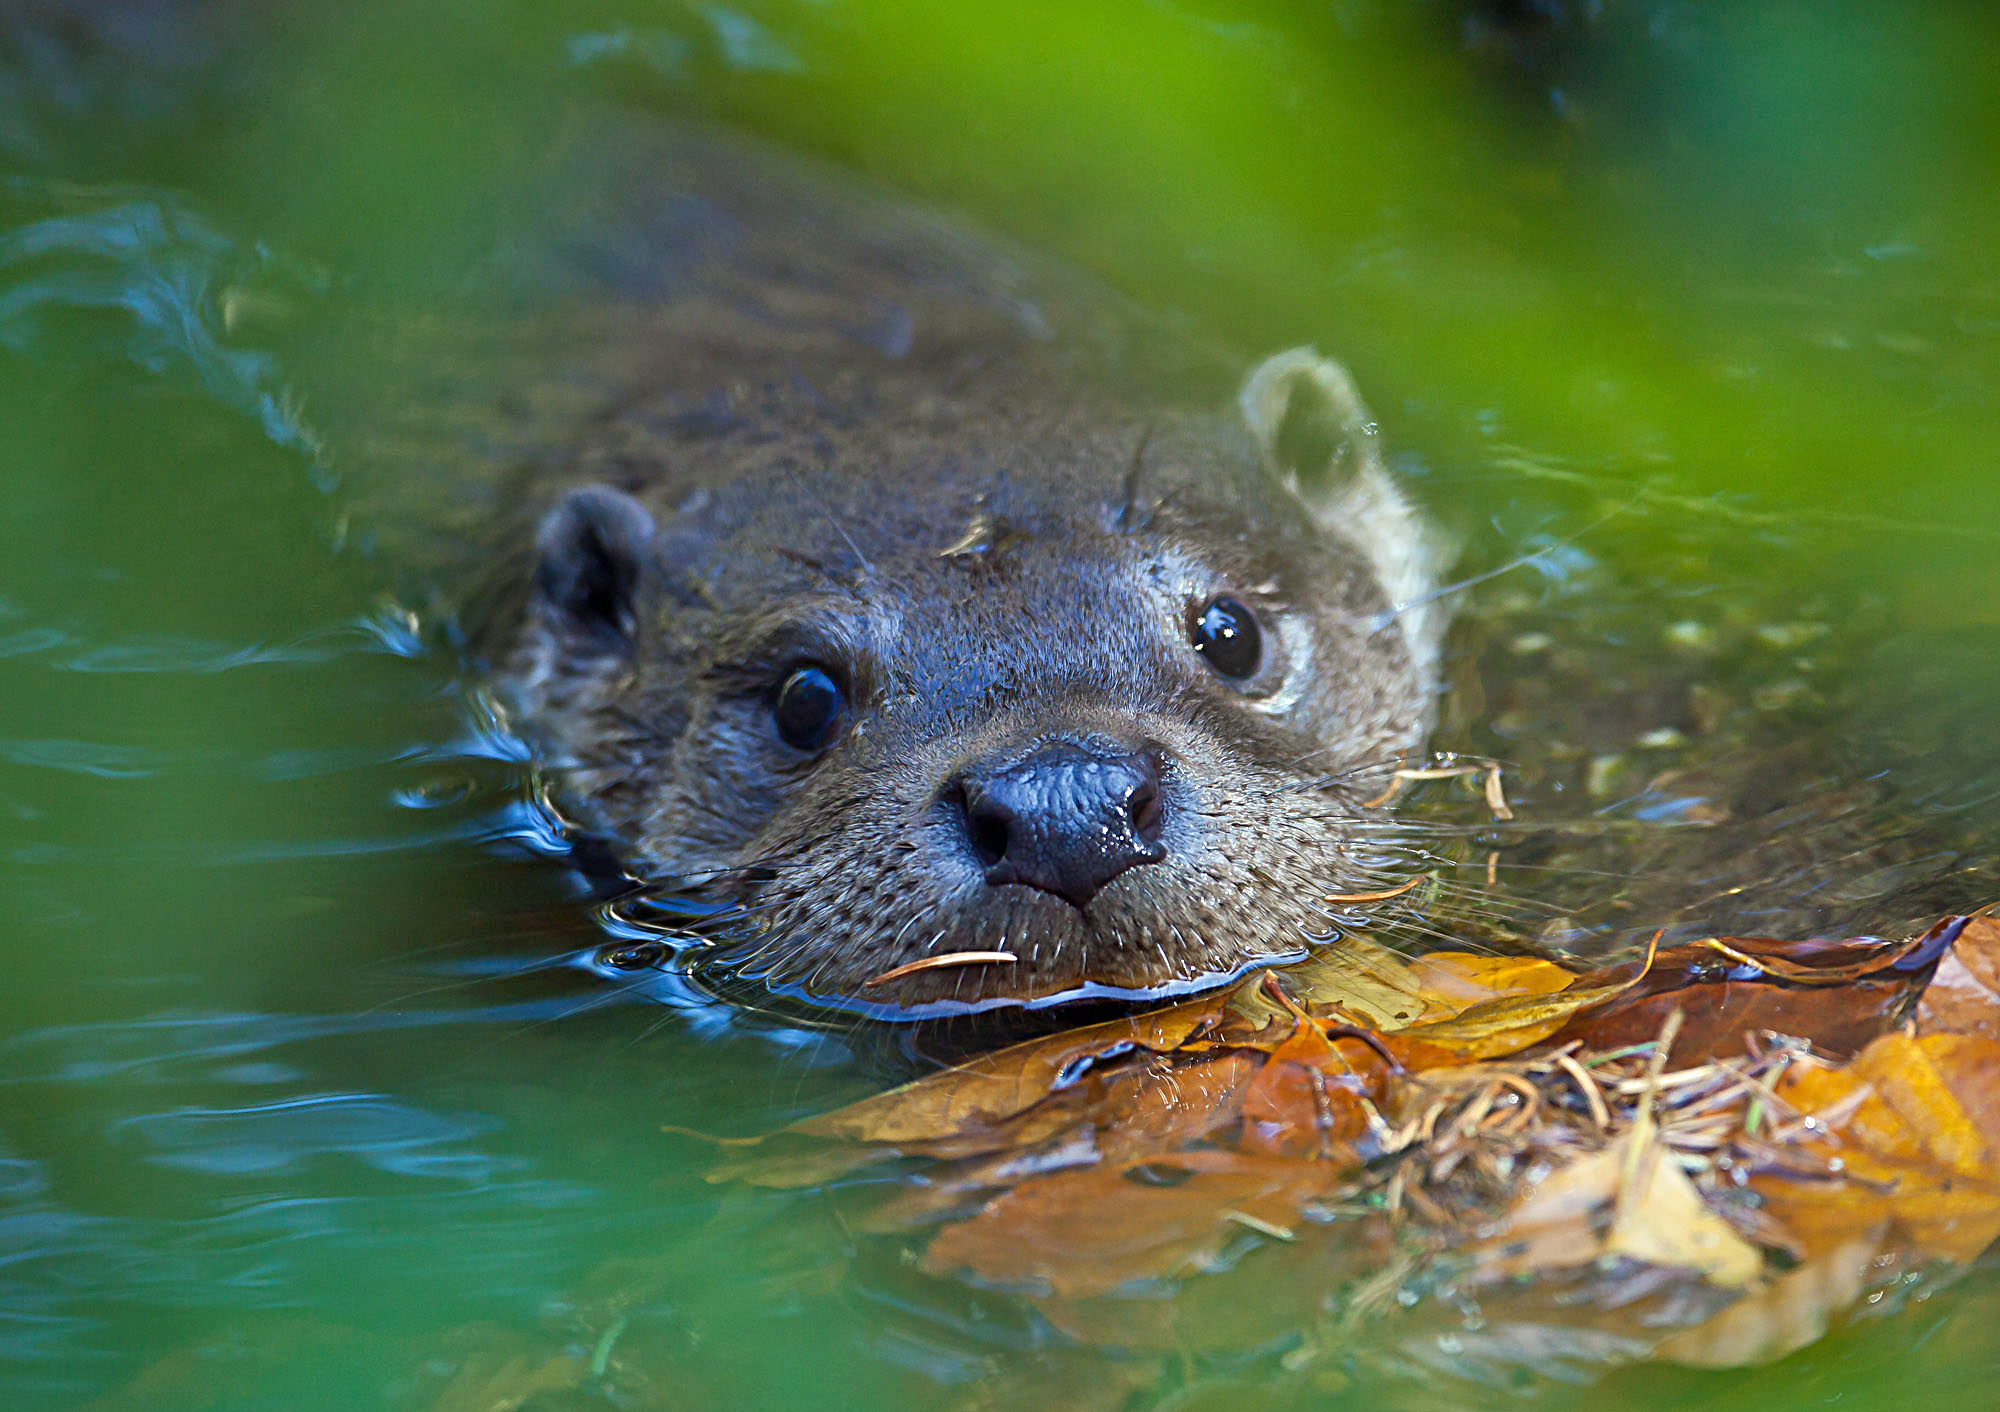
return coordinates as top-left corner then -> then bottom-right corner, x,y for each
773,665 -> 845,752
1190,597 -> 1262,679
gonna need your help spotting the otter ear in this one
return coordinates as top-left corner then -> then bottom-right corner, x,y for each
534,486 -> 656,651
1240,349 -> 1450,681
1238,347 -> 1384,502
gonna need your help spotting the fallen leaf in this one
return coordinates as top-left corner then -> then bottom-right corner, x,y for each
1402,952 -> 1577,1010
1918,916 -> 2000,1037
1235,937 -> 1445,1031
1551,977 -> 1923,1065
921,1151 -> 1342,1298
1604,1138 -> 1763,1287
1237,1024 -> 1392,1158
1469,1145 -> 1623,1282
1396,966 -> 1651,1058
699,904 -> 2000,1381
1547,923 -> 1956,1062
1468,1133 -> 1762,1288
1758,1033 -> 2000,1262
1093,1049 -> 1263,1163
798,993 -> 1222,1144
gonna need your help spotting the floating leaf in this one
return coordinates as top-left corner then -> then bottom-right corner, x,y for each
1756,1031 -> 2000,1262
920,1151 -> 1343,1298
700,905 -> 2000,1380
1918,916 -> 2000,1038
1394,964 -> 1649,1057
1603,1138 -> 1762,1287
798,993 -> 1223,1145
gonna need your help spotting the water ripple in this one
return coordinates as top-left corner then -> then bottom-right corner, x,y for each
111,1094 -> 515,1181
0,190 -> 324,455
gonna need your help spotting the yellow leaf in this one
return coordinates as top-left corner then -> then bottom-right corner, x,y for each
1605,1138 -> 1763,1288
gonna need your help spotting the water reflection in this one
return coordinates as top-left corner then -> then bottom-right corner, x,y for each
0,194 -> 322,453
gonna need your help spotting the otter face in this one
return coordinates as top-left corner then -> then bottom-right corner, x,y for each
505,350 -> 1446,1014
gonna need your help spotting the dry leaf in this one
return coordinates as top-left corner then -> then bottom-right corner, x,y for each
1395,968 -> 1648,1057
1234,936 -> 1445,1031
700,906 -> 2000,1380
1404,952 -> 1577,1009
1918,916 -> 2000,1037
1469,1145 -> 1624,1281
1759,1032 -> 2000,1262
798,993 -> 1222,1144
921,1151 -> 1342,1298
1604,1138 -> 1762,1287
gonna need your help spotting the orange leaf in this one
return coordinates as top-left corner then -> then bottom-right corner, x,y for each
1761,1033 -> 2000,1262
1238,1025 -> 1389,1157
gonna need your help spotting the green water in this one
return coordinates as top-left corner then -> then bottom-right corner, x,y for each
3,2 -> 1999,1408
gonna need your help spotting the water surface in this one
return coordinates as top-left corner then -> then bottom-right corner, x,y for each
3,3 -> 1999,1408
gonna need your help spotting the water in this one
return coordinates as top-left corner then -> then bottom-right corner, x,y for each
3,2 -> 1999,1407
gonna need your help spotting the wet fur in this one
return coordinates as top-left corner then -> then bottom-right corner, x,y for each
313,125 -> 1447,1012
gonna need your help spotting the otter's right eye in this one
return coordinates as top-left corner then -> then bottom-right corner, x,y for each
1190,597 -> 1262,679
773,665 -> 846,752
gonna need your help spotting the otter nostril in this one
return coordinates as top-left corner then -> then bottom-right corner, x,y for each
962,787 -> 1015,871
1128,772 -> 1165,849
947,744 -> 1168,909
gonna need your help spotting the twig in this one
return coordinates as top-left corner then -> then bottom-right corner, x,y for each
863,951 -> 1017,987
1324,877 -> 1424,904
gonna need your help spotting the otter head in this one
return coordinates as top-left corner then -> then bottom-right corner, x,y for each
508,349 -> 1447,1015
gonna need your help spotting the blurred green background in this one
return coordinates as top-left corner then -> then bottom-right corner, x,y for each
2,2 -> 1998,1408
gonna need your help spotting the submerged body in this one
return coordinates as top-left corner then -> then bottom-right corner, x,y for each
405,130 -> 1451,1013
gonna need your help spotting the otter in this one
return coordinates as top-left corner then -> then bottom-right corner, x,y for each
506,340 -> 1444,1012
322,127 -> 1450,1016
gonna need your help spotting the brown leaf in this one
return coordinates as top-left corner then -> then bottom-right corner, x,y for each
1094,1049 -> 1262,1163
921,1151 -> 1343,1298
1237,1025 -> 1391,1158
1918,916 -> 2000,1038
1468,1145 -> 1623,1282
1469,1134 -> 1763,1288
700,906 -> 2000,1379
797,993 -> 1223,1145
1545,920 -> 1964,1062
1551,977 -> 1922,1064
1689,925 -> 1948,984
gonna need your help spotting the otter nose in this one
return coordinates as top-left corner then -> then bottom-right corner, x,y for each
950,744 -> 1167,909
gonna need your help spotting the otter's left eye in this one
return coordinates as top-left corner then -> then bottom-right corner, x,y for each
773,665 -> 846,752
1190,597 -> 1262,679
